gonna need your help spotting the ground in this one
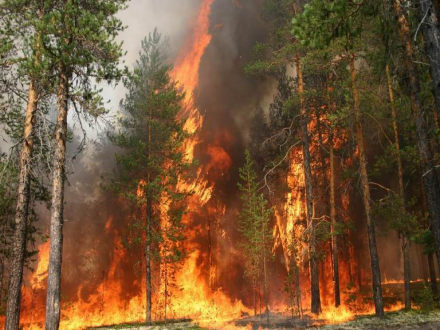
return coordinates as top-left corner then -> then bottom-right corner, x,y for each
92,310 -> 440,329
316,310 -> 440,330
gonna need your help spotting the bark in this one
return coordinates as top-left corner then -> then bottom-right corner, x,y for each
330,142 -> 340,307
350,54 -> 385,317
394,0 -> 440,271
327,78 -> 341,308
253,282 -> 257,316
45,66 -> 69,330
434,0 -> 440,22
262,208 -> 269,322
5,81 -> 39,330
428,252 -> 438,294
145,197 -> 152,325
263,250 -> 269,322
5,32 -> 41,330
386,64 -> 411,309
419,0 -> 440,117
145,105 -> 153,325
294,263 -> 303,318
164,261 -> 168,322
295,57 -> 321,314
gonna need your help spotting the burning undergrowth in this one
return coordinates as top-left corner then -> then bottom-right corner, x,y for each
10,0 -> 437,329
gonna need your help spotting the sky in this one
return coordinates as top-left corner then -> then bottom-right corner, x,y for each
100,0 -> 200,123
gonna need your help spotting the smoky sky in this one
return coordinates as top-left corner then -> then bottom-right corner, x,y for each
21,0 -> 435,316
25,0 -> 274,305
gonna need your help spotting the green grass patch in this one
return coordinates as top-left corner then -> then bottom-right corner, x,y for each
321,309 -> 440,329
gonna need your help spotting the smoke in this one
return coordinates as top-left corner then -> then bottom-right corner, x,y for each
24,0 -> 275,312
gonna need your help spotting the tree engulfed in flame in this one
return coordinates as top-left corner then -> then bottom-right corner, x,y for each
16,1 -> 249,329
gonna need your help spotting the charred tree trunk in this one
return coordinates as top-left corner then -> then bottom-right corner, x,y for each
386,64 -> 411,309
5,31 -> 41,330
45,66 -> 69,330
253,281 -> 257,316
164,261 -> 168,322
294,262 -> 303,318
428,253 -> 438,294
394,0 -> 440,271
5,80 -> 39,330
145,196 -> 152,325
327,77 -> 341,308
329,140 -> 340,307
419,0 -> 440,117
145,104 -> 153,325
262,207 -> 269,322
295,57 -> 321,314
350,54 -> 385,317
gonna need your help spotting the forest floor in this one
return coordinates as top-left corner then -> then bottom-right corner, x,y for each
93,309 -> 440,329
314,309 -> 440,329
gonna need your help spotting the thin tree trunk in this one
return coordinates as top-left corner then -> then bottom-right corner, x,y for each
294,263 -> 303,318
164,262 -> 168,322
253,281 -> 257,316
327,77 -> 341,308
263,252 -> 269,323
419,0 -> 440,117
329,141 -> 340,307
386,64 -> 411,309
145,105 -> 153,325
45,66 -> 69,330
394,0 -> 440,271
262,208 -> 269,323
428,253 -> 438,295
434,0 -> 440,22
5,30 -> 41,329
5,80 -> 39,330
350,54 -> 385,317
145,197 -> 152,325
295,57 -> 321,314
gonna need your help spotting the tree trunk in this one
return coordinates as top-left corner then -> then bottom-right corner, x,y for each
350,54 -> 385,317
145,196 -> 152,325
428,253 -> 438,294
294,263 -> 303,318
327,77 -> 341,308
394,0 -> 440,271
5,80 -> 39,330
262,208 -> 269,323
295,57 -> 321,314
145,103 -> 153,325
329,142 -> 340,307
386,64 -> 411,309
419,0 -> 440,118
253,281 -> 257,316
5,29 -> 42,329
45,67 -> 69,330
164,261 -> 168,322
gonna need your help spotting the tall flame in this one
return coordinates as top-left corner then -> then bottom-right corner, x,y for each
14,1 -> 247,329
6,1 -> 414,329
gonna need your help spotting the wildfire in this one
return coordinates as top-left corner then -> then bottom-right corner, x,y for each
9,1 -> 420,329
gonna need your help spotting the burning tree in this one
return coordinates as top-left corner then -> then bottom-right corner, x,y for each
238,150 -> 273,318
110,30 -> 192,325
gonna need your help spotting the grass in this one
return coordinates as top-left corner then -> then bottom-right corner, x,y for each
320,309 -> 440,329
89,319 -> 206,330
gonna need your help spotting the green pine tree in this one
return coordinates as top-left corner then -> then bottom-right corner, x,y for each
238,150 -> 273,318
110,30 -> 191,324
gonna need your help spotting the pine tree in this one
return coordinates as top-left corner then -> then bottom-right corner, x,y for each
418,0 -> 440,117
292,0 -> 385,316
238,150 -> 273,318
0,1 -> 53,327
40,1 -> 128,328
392,0 -> 440,273
110,30 -> 190,325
